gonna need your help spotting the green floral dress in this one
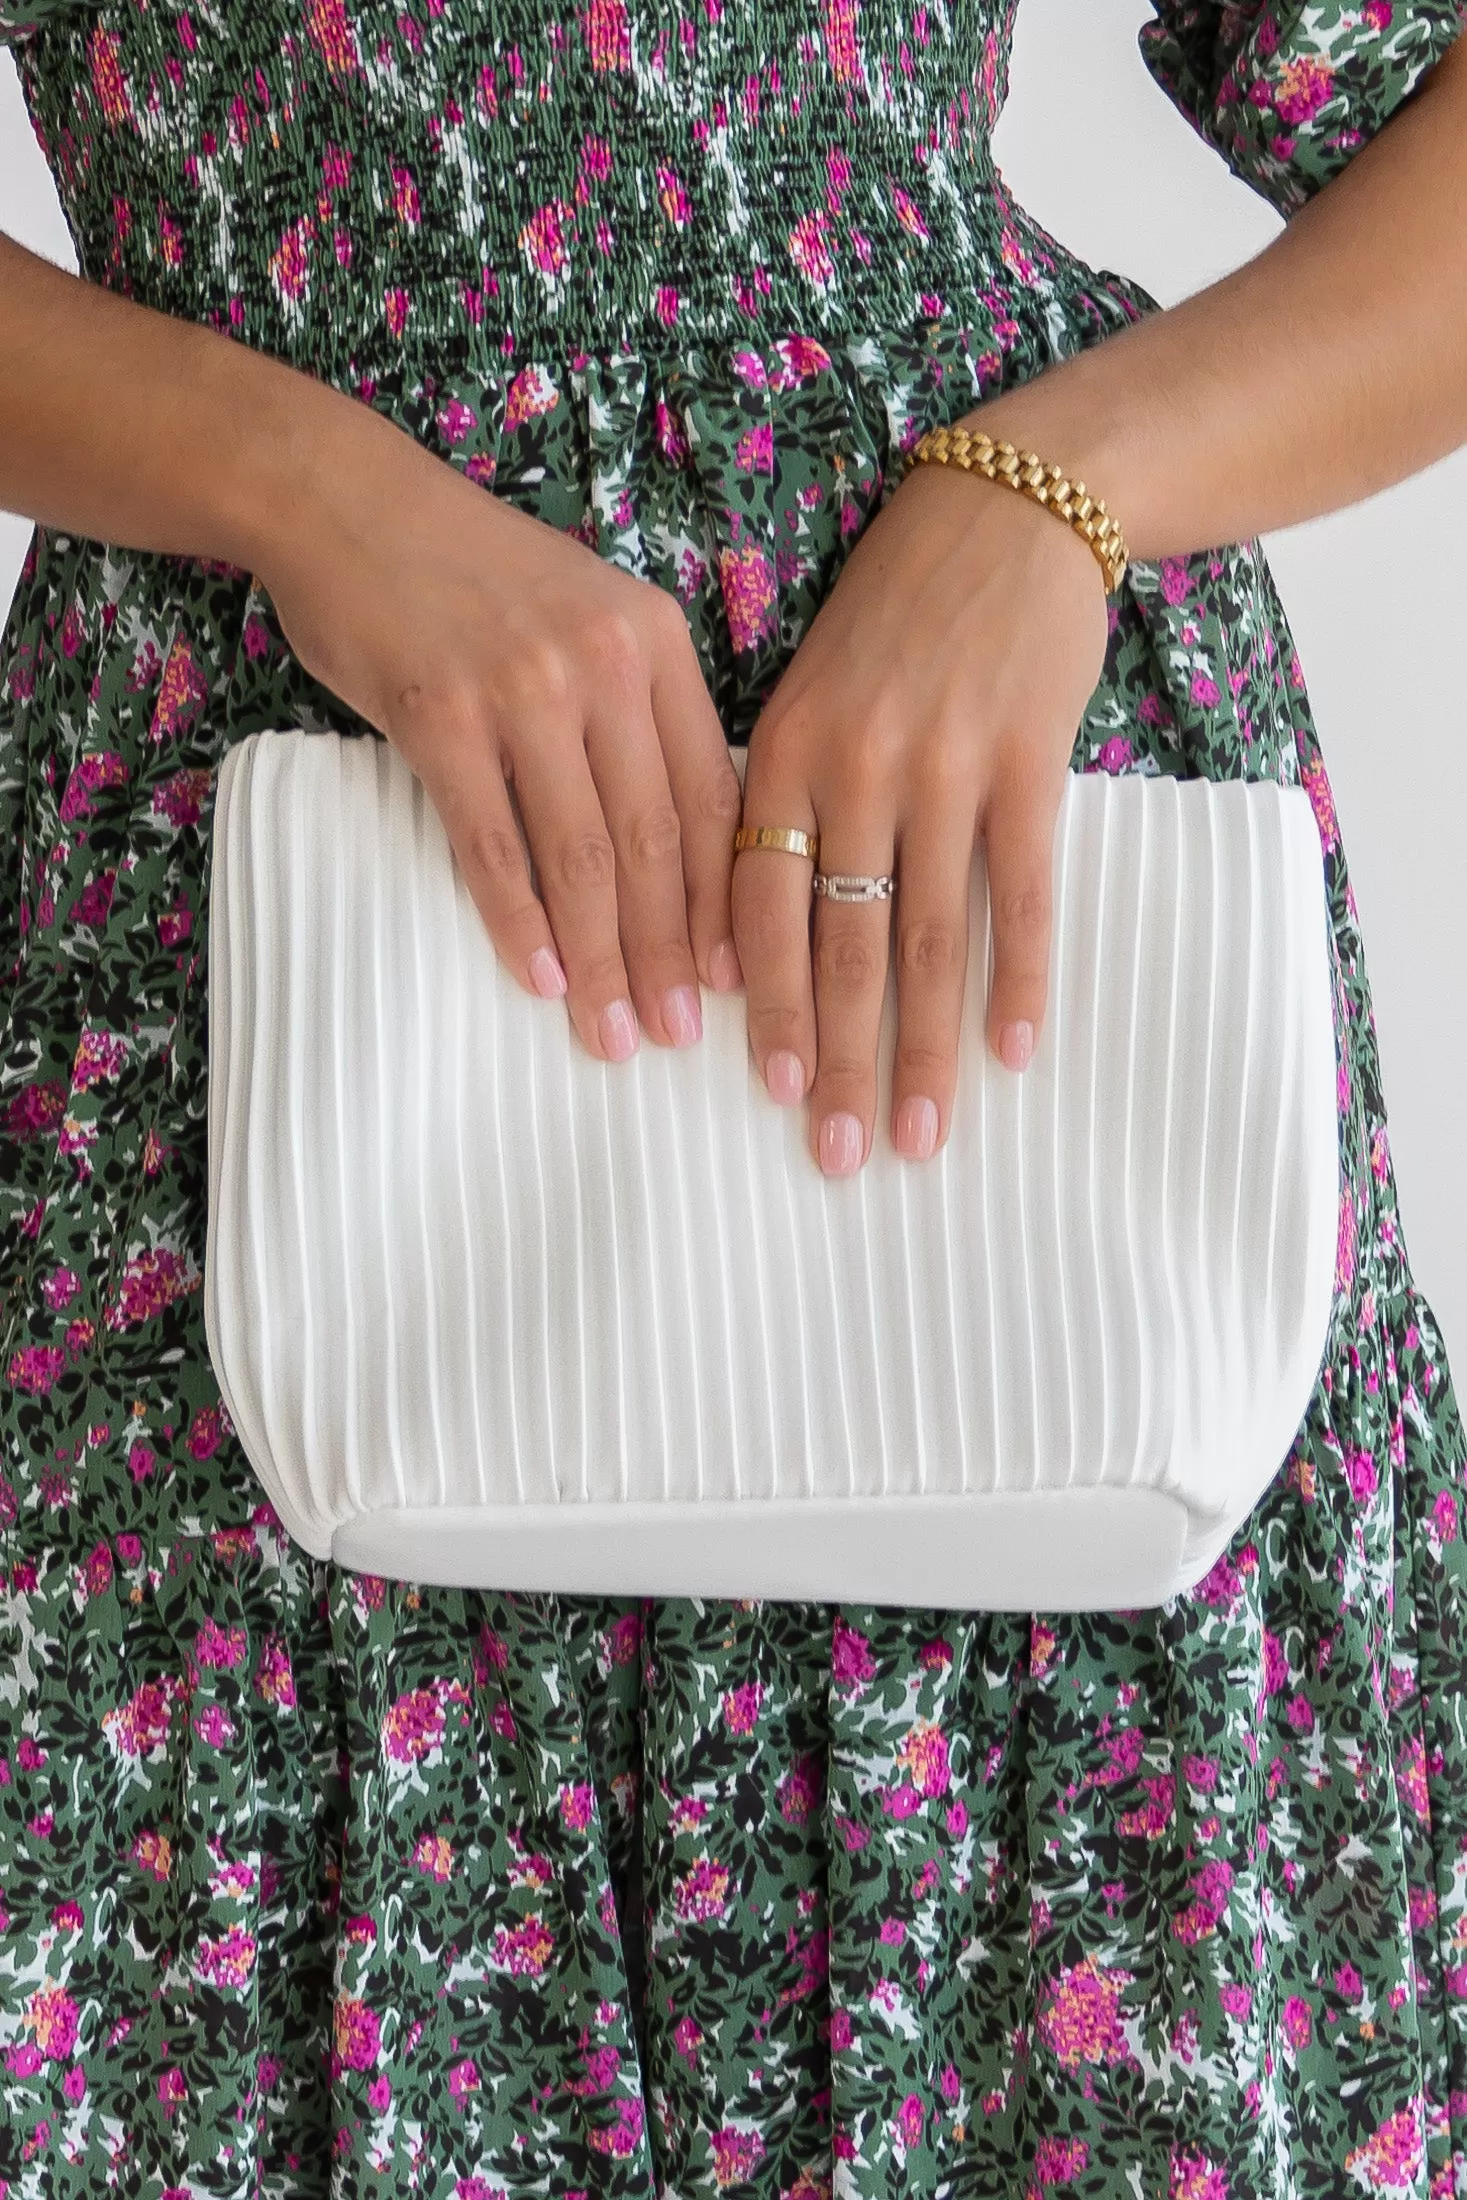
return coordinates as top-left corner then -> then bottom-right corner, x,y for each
2,1 -> 1466,2193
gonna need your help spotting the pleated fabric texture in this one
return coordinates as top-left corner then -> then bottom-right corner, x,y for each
206,729 -> 1339,1610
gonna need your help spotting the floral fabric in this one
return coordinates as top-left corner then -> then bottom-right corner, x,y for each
2,3 -> 1466,2197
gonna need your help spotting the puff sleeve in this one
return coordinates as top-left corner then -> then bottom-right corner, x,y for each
1137,0 -> 1466,219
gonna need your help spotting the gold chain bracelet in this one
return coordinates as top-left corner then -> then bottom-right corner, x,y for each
902,424 -> 1129,596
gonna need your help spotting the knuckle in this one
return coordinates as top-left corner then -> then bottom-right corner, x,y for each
624,800 -> 682,873
639,935 -> 689,968
915,734 -> 974,803
633,928 -> 695,972
462,816 -> 525,887
557,830 -> 617,895
895,1042 -> 951,1082
577,947 -> 629,995
813,927 -> 879,991
698,763 -> 746,833
505,635 -> 575,712
847,708 -> 904,785
586,610 -> 646,687
815,1053 -> 870,1089
747,1000 -> 804,1044
899,920 -> 960,978
648,587 -> 691,645
995,879 -> 1050,933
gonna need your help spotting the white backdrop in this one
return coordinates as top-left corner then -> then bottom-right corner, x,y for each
3,0 -> 1463,1361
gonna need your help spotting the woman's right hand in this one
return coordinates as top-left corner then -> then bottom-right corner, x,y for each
256,402 -> 747,1065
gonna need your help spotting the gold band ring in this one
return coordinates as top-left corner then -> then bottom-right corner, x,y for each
732,823 -> 820,861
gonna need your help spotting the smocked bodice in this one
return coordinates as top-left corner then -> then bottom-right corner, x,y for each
12,0 -> 1078,373
10,0 -> 1464,385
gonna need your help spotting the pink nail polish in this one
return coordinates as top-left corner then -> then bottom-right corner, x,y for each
709,937 -> 742,991
663,984 -> 702,1047
766,1049 -> 805,1105
820,1112 -> 863,1176
896,1096 -> 938,1159
600,998 -> 639,1061
1000,1020 -> 1033,1072
529,946 -> 567,999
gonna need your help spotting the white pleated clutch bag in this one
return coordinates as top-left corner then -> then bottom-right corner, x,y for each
203,727 -> 1339,1611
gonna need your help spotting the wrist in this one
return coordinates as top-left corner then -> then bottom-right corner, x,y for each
900,397 -> 1131,599
217,346 -> 410,590
945,350 -> 1157,564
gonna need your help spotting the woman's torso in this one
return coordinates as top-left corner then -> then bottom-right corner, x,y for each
8,0 -> 1152,377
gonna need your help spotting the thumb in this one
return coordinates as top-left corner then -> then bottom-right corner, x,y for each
980,776 -> 1060,1074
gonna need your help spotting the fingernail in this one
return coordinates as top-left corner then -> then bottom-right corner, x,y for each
529,946 -> 567,999
709,937 -> 742,992
896,1095 -> 938,1160
600,998 -> 639,1062
819,1111 -> 863,1177
663,983 -> 702,1047
1000,1020 -> 1033,1072
766,1048 -> 805,1105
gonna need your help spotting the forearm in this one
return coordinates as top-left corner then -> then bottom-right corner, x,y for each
0,230 -> 396,577
953,33 -> 1467,564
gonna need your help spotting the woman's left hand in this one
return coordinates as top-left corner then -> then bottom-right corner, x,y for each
732,446 -> 1113,1177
